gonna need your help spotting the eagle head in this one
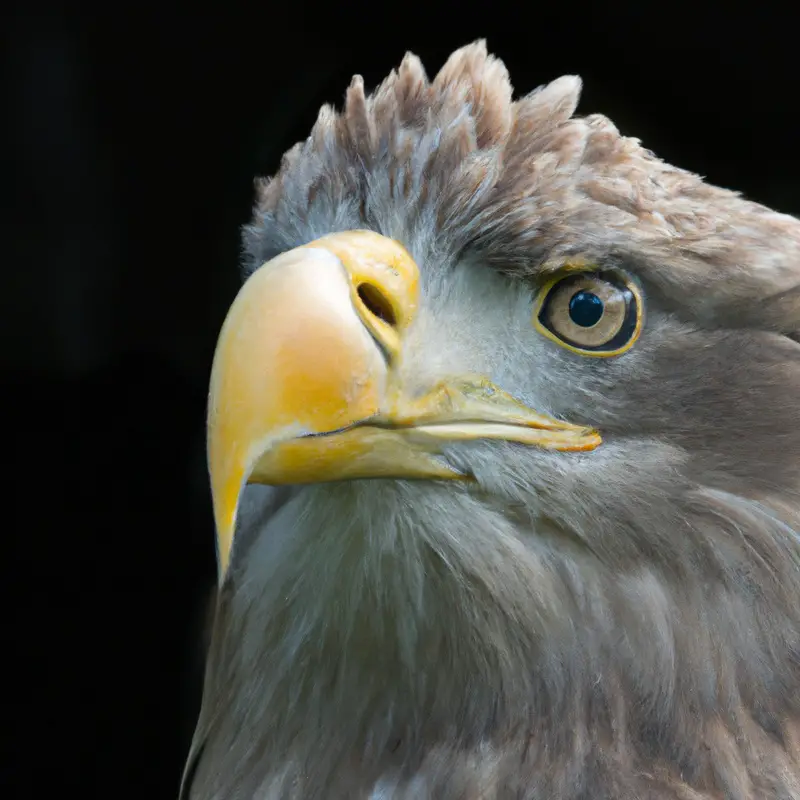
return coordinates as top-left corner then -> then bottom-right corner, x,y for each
183,42 -> 800,799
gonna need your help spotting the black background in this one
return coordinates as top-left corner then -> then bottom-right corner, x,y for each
4,2 -> 795,797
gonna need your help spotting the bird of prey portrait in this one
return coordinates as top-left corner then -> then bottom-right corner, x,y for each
181,41 -> 800,799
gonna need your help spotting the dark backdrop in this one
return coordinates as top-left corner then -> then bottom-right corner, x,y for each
3,3 -> 794,797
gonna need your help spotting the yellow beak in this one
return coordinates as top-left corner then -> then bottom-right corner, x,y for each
208,230 -> 601,579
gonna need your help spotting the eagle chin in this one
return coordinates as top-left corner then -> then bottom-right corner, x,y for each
181,41 -> 800,800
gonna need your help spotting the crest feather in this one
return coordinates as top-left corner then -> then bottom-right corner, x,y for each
246,41 -> 800,332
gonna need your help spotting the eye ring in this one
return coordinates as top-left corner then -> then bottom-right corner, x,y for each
533,270 -> 643,357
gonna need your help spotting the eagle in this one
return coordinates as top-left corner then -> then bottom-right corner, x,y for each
180,42 -> 800,799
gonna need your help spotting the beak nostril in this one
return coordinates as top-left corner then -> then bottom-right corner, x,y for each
357,283 -> 398,327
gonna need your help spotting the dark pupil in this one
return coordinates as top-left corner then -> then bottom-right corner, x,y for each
568,290 -> 604,327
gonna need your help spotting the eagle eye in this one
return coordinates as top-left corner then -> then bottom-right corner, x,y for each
533,271 -> 643,356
